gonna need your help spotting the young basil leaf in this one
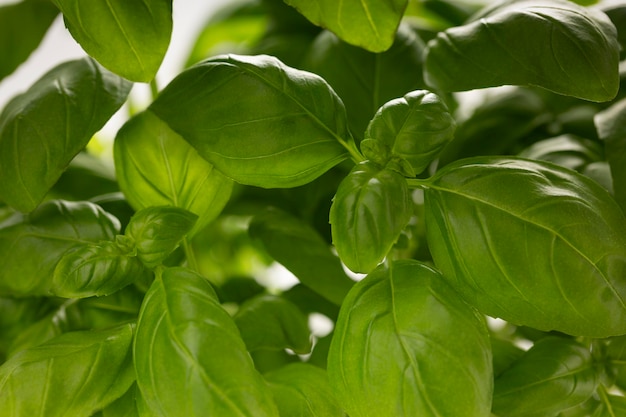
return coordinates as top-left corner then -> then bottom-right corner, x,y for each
493,337 -> 599,416
423,0 -> 620,102
249,207 -> 354,305
330,161 -> 413,273
51,0 -> 172,82
0,323 -> 135,417
114,111 -> 232,237
234,294 -> 312,354
595,97 -> 626,212
362,90 -> 456,176
0,1 -> 58,82
328,260 -> 493,417
424,156 -> 626,337
134,267 -> 279,417
0,200 -> 120,296
264,363 -> 344,417
125,206 -> 198,268
0,58 -> 131,212
283,0 -> 408,52
150,54 -> 350,189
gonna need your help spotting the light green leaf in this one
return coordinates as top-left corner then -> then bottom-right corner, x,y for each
0,323 -> 135,417
51,0 -> 172,82
114,111 -> 233,237
0,58 -> 131,212
284,0 -> 408,52
595,97 -> 626,212
101,384 -> 140,417
328,260 -> 493,417
150,54 -> 350,188
423,0 -> 620,102
424,157 -> 626,337
134,267 -> 279,417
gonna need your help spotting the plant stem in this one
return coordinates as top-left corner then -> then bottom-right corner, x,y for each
182,237 -> 199,273
405,178 -> 430,189
337,134 -> 365,164
149,78 -> 160,100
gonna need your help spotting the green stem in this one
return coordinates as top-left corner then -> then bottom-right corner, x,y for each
406,178 -> 431,189
149,78 -> 160,100
182,237 -> 199,273
597,384 -> 613,414
337,134 -> 365,164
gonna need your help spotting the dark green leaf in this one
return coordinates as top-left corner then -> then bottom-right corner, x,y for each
234,294 -> 311,354
491,337 -> 525,378
251,348 -> 300,375
518,134 -> 604,172
114,111 -> 232,237
126,206 -> 198,268
283,0 -> 408,52
328,260 -> 493,416
51,152 -> 119,201
424,0 -> 620,102
51,0 -> 172,82
217,276 -> 265,304
0,58 -> 131,212
150,54 -> 350,188
0,296 -> 53,360
0,200 -> 120,296
101,384 -> 140,417
134,267 -> 278,417
330,162 -> 413,273
493,337 -> 599,416
0,323 -> 135,417
0,1 -> 58,82
424,157 -> 626,337
249,207 -> 354,305
595,97 -> 626,212
265,363 -> 344,417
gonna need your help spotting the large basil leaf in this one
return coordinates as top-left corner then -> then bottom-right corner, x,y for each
150,54 -> 350,189
114,111 -> 232,237
424,157 -> 626,337
234,294 -> 311,354
362,89 -> 456,176
0,58 -> 131,212
0,323 -> 135,417
330,161 -> 413,273
249,207 -> 354,305
51,0 -> 172,82
595,98 -> 626,212
493,337 -> 599,416
283,0 -> 407,52
264,363 -> 344,417
423,0 -> 620,102
0,200 -> 120,296
134,267 -> 278,417
302,25 -> 426,139
0,1 -> 58,82
328,260 -> 493,417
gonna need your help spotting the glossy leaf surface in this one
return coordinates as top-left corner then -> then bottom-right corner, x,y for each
424,0 -> 620,102
424,157 -> 626,337
150,54 -> 349,188
328,260 -> 493,417
0,200 -> 119,296
330,162 -> 413,273
0,323 -> 135,417
595,98 -> 626,212
493,337 -> 599,416
52,0 -> 172,82
134,267 -> 278,417
0,58 -> 131,212
114,111 -> 232,237
284,0 -> 407,52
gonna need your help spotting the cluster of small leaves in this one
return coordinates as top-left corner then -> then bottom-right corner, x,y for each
1,0 -> 626,416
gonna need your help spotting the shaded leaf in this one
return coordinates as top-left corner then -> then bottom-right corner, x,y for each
595,97 -> 626,212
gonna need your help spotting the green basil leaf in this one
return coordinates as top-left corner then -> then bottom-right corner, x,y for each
493,337 -> 599,416
595,97 -> 626,212
0,200 -> 120,296
592,394 -> 626,416
423,0 -> 620,102
0,296 -> 53,360
114,111 -> 232,237
0,323 -> 135,417
150,54 -> 350,188
126,206 -> 198,268
424,156 -> 626,337
302,25 -> 426,139
330,162 -> 413,273
249,207 -> 354,305
491,337 -> 525,378
234,294 -> 311,354
0,58 -> 131,212
101,383 -> 140,417
518,134 -> 604,172
328,260 -> 493,417
362,90 -> 456,176
51,0 -> 172,82
264,363 -> 344,417
283,0 -> 407,52
134,267 -> 278,417
606,335 -> 626,391
0,1 -> 58,82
